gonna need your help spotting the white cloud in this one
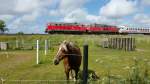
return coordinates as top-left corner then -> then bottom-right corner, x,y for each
63,9 -> 87,22
49,10 -> 60,16
100,0 -> 137,18
21,10 -> 43,22
0,0 -> 53,15
49,0 -> 89,17
0,0 -> 53,33
63,8 -> 122,25
0,0 -> 16,14
59,0 -> 88,15
1,0 -> 148,33
8,8 -> 48,30
0,0 -> 91,33
14,0 -> 39,13
86,15 -> 99,23
0,15 -> 14,22
15,0 -> 53,13
142,0 -> 150,6
8,18 -> 22,29
133,13 -> 150,25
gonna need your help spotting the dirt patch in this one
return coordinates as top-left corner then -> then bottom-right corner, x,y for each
0,51 -> 34,70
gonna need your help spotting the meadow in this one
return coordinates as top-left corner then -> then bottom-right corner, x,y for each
0,34 -> 150,84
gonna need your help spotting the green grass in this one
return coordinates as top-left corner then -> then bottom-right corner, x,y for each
0,34 -> 150,84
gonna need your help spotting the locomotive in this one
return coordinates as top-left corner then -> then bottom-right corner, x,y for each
45,22 -> 119,34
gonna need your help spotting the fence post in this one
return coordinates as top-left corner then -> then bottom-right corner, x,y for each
16,40 -> 19,49
83,44 -> 88,84
45,40 -> 48,56
21,39 -> 24,49
133,38 -> 135,51
36,40 -> 39,64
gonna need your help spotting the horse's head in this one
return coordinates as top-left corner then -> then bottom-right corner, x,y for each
53,41 -> 69,65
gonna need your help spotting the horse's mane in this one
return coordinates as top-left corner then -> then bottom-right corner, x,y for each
62,40 -> 79,51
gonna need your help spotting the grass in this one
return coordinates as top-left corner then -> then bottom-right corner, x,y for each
0,34 -> 150,84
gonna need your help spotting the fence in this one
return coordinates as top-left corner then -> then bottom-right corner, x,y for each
101,37 -> 136,51
2,79 -> 150,84
0,42 -> 9,50
0,40 -> 51,51
0,38 -> 150,84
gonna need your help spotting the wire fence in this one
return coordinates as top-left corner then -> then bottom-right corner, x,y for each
0,37 -> 150,84
1,79 -> 150,84
0,36 -> 150,50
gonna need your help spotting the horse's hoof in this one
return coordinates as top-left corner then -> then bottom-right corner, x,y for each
73,78 -> 76,81
69,76 -> 73,80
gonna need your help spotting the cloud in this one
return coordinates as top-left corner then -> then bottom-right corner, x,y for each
0,0 -> 53,33
0,15 -> 14,22
21,9 -> 45,22
49,10 -> 60,17
0,0 -> 92,33
0,0 -> 16,14
49,0 -> 90,18
59,0 -> 89,15
133,13 -> 150,25
1,0 -> 149,33
100,0 -> 137,18
0,0 -> 53,15
142,0 -> 150,6
63,9 -> 88,22
63,8 -> 122,25
8,8 -> 48,30
14,0 -> 39,13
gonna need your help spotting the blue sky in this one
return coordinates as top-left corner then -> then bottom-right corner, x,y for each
0,0 -> 150,34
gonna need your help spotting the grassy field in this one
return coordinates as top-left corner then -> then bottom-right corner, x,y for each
0,34 -> 150,84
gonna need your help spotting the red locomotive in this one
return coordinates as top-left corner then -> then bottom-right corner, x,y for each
45,22 -> 119,34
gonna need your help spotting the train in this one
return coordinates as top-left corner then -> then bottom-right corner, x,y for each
118,26 -> 150,34
45,22 -> 150,34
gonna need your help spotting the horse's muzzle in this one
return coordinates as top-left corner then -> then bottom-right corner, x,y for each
53,59 -> 59,65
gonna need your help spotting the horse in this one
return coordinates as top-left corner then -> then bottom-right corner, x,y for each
53,40 -> 82,80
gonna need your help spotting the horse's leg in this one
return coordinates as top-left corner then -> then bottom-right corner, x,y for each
69,69 -> 73,79
75,68 -> 79,80
65,69 -> 69,80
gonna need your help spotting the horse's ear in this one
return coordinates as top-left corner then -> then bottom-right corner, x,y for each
62,43 -> 68,51
66,42 -> 74,51
63,40 -> 67,43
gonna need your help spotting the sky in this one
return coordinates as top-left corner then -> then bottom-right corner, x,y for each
0,0 -> 150,34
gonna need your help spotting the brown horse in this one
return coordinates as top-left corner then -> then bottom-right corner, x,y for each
53,41 -> 82,80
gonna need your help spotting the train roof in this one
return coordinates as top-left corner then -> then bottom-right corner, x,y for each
118,25 -> 150,29
47,22 -> 117,27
